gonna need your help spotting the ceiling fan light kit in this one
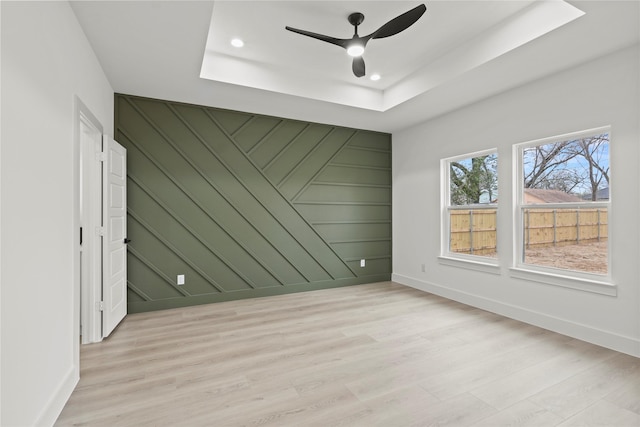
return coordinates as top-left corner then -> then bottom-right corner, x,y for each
285,4 -> 427,78
347,43 -> 365,57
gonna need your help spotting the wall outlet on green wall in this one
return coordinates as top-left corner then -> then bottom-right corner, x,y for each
177,275 -> 185,285
360,259 -> 366,267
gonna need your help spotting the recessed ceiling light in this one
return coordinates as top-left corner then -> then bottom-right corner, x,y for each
230,38 -> 244,48
370,74 -> 381,81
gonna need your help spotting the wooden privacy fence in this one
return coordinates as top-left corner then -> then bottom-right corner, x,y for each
449,209 -> 497,256
450,208 -> 608,255
523,208 -> 608,248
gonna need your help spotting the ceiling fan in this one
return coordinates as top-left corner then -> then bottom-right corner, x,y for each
285,4 -> 427,78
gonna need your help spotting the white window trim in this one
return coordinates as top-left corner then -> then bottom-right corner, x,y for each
440,148 -> 499,269
512,126 -> 615,295
438,254 -> 501,275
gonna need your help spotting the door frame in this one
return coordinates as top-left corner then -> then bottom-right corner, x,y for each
75,97 -> 104,345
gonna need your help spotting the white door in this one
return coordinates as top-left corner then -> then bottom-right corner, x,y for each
102,135 -> 128,337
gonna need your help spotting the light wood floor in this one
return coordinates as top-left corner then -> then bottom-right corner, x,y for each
56,282 -> 640,426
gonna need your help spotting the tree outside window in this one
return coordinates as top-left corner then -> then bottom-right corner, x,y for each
450,154 -> 498,206
523,133 -> 609,201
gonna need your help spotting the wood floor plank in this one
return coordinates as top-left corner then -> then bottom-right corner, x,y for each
420,333 -> 573,400
527,352 -> 640,419
602,368 -> 640,415
356,385 -> 442,426
471,400 -> 564,426
556,400 -> 640,427
361,392 -> 497,427
468,339 -> 618,410
55,282 -> 639,426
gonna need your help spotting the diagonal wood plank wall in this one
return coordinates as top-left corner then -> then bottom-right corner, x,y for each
115,94 -> 392,313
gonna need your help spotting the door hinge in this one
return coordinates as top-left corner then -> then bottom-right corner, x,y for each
95,152 -> 106,162
95,227 -> 105,236
96,301 -> 104,312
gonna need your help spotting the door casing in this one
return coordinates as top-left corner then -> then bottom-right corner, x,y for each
77,100 -> 104,344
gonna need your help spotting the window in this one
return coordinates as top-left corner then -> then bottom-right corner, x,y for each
442,149 -> 498,265
514,127 -> 610,280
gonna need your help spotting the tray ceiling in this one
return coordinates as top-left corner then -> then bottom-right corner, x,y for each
71,1 -> 640,132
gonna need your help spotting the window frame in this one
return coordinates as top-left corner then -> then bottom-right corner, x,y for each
440,148 -> 500,273
511,126 -> 615,295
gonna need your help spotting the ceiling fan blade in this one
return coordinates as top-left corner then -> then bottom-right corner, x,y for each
285,26 -> 348,48
369,4 -> 426,40
352,56 -> 365,77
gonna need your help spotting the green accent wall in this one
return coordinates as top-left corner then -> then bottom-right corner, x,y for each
115,94 -> 391,313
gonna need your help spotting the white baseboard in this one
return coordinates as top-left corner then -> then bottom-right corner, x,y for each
34,365 -> 79,427
392,273 -> 640,358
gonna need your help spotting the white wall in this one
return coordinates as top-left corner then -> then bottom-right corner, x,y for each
1,2 -> 113,425
0,3 -> 3,423
393,45 -> 640,357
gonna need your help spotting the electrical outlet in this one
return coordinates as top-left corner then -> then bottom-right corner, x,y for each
421,264 -> 426,272
360,259 -> 366,267
177,274 -> 185,285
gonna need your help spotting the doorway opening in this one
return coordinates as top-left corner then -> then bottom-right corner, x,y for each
76,98 -> 128,346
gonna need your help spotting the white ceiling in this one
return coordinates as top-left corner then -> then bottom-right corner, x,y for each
201,1 -> 585,110
71,1 -> 639,133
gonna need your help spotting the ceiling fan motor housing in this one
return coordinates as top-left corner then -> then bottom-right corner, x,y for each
348,12 -> 365,27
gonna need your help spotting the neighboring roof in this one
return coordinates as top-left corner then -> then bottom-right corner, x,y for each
596,187 -> 609,200
581,187 -> 609,200
524,189 -> 583,203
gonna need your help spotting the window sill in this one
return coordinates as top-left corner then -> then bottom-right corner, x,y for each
438,256 -> 501,275
509,267 -> 616,296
